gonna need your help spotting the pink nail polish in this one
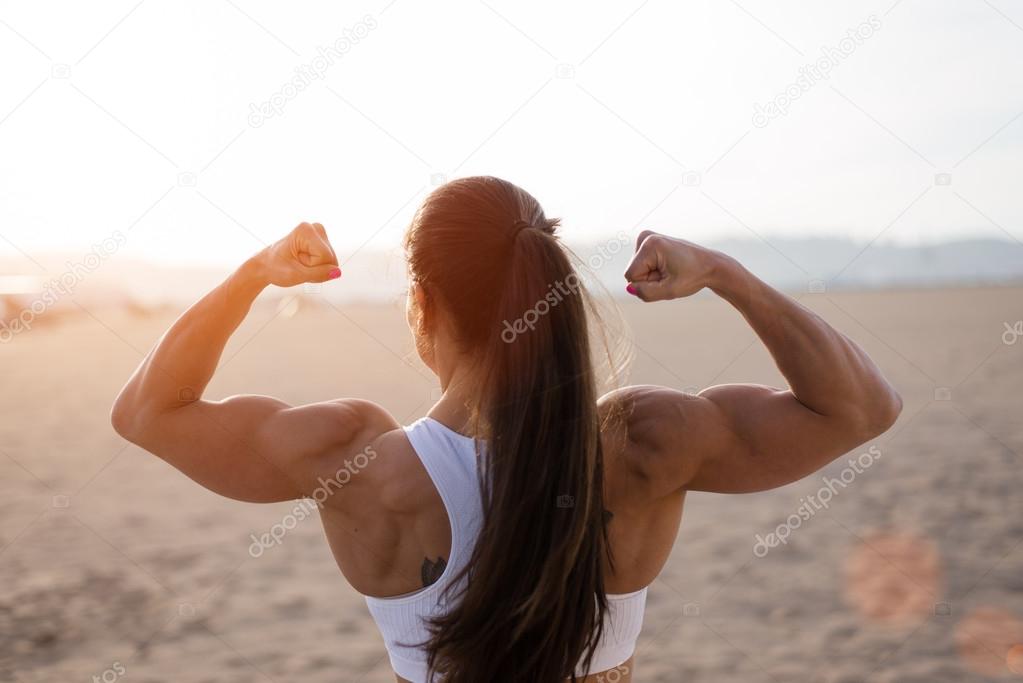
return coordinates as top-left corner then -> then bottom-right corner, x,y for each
626,283 -> 637,296
328,268 -> 341,280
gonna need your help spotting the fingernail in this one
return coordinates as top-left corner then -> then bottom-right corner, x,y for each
626,283 -> 637,296
328,268 -> 341,280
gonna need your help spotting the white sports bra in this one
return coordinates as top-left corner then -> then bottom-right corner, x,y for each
364,417 -> 648,682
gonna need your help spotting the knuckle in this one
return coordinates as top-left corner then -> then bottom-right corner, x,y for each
636,229 -> 659,248
644,234 -> 667,249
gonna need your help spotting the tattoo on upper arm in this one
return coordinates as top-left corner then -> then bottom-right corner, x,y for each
421,556 -> 447,587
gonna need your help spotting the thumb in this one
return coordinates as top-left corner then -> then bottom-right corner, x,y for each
308,264 -> 342,283
625,278 -> 669,302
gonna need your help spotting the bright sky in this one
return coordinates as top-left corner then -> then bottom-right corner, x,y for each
1,0 -> 1021,268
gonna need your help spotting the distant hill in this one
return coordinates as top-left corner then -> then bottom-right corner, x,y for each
701,237 -> 1023,291
1,237 -> 1020,312
560,236 -> 1023,297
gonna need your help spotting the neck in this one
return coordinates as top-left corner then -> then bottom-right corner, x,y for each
426,360 -> 480,437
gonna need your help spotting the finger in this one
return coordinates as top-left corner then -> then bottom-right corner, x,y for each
313,223 -> 339,264
635,229 -> 659,252
307,263 -> 342,283
624,242 -> 659,283
625,278 -> 669,302
300,232 -> 339,267
291,223 -> 317,266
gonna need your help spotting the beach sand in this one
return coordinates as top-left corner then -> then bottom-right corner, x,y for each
1,286 -> 1021,682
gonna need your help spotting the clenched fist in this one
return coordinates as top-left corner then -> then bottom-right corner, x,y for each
624,230 -> 728,302
255,222 -> 341,288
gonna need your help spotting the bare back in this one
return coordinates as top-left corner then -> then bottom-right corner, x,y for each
317,395 -> 688,682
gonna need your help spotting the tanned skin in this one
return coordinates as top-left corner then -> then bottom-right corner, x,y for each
112,224 -> 901,682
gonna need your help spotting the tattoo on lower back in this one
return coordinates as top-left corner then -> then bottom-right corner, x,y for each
421,556 -> 447,587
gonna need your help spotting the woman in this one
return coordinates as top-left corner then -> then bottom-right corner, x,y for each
111,176 -> 901,682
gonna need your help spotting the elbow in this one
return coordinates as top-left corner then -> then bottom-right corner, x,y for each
110,400 -> 136,442
110,392 -> 146,444
878,385 -> 903,432
859,385 -> 903,439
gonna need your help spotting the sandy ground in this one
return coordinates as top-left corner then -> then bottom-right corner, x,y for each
1,286 -> 1021,682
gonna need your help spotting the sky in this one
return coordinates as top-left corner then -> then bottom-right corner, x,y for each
1,0 -> 1022,270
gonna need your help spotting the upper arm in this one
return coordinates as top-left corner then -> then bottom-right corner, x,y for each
603,383 -> 881,496
124,395 -> 398,503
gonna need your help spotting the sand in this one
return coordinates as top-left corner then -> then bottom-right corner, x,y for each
1,286 -> 1021,682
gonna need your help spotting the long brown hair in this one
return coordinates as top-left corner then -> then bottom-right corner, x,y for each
404,176 -> 612,682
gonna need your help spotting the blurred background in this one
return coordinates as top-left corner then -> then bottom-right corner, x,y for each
1,0 -> 1021,681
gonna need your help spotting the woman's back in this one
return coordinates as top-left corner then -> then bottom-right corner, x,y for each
323,406 -> 680,594
348,416 -> 653,682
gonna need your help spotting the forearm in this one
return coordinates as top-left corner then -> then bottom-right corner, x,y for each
112,257 -> 269,434
708,255 -> 901,431
622,231 -> 902,493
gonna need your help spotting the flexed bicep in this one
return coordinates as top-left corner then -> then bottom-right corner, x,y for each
681,384 -> 873,493
617,229 -> 900,495
127,396 -> 396,503
607,383 -> 879,497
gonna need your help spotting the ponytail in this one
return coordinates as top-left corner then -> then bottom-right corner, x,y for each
405,177 -> 612,682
